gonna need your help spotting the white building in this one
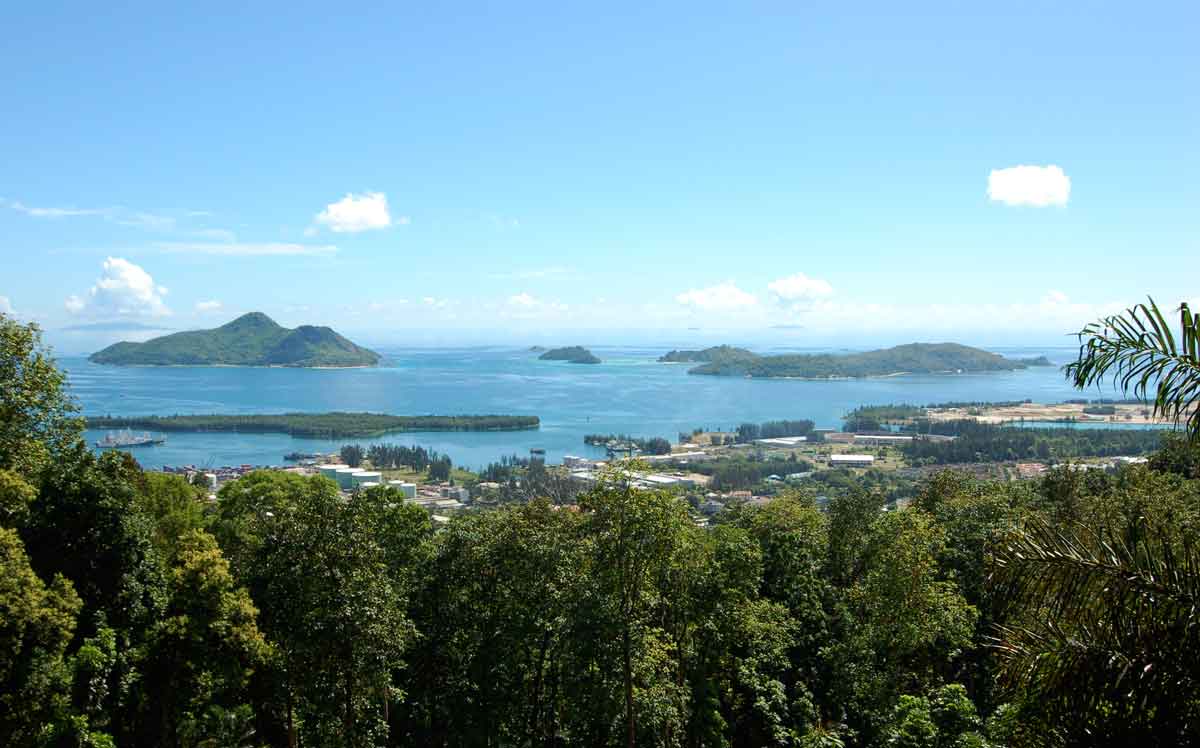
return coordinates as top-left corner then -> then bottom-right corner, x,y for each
756,436 -> 808,447
829,454 -> 875,467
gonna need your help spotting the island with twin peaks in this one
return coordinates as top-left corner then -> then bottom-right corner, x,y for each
88,312 -> 381,367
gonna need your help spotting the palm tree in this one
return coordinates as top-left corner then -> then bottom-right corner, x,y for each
1065,298 -> 1200,438
989,513 -> 1200,740
986,298 -> 1200,741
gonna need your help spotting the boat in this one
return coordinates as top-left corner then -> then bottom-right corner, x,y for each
284,451 -> 322,461
94,430 -> 166,449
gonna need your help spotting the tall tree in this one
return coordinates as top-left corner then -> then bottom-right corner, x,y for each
0,314 -> 82,476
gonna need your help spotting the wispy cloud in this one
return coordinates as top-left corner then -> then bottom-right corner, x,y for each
157,241 -> 337,256
192,228 -> 238,242
490,266 -> 571,280
675,281 -> 759,311
3,198 -> 178,230
195,299 -> 223,313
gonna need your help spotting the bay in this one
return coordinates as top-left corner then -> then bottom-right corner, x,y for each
65,344 -> 1130,471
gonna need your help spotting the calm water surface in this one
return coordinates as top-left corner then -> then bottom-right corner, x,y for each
64,345 -> 1138,471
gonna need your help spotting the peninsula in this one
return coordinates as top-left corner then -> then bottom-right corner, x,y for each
538,346 -> 601,364
88,312 -> 380,367
676,343 -> 1052,378
85,412 -> 541,439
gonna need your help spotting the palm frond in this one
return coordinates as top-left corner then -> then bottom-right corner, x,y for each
1065,297 -> 1200,439
988,515 -> 1200,728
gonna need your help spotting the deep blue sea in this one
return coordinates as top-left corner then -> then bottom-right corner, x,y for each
64,345 -> 1150,471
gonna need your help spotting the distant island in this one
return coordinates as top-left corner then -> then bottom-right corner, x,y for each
670,343 -> 1053,378
658,345 -> 756,364
88,312 -> 380,367
85,412 -> 540,439
538,346 -> 601,364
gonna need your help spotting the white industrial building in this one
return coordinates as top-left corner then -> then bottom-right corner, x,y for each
829,454 -> 875,467
756,436 -> 808,447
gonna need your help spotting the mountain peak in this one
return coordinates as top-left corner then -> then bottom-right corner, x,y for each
221,311 -> 281,330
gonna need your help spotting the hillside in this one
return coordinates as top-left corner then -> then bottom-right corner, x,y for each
688,343 -> 1050,378
88,312 -> 381,367
538,346 -> 601,364
658,345 -> 756,364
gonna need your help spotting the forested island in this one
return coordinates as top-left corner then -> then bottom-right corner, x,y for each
88,312 -> 381,367
538,345 -> 601,364
85,412 -> 540,438
676,342 -> 1052,378
657,344 -> 756,364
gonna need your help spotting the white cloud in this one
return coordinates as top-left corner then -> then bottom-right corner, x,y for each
315,192 -> 394,233
0,296 -> 13,315
675,282 -> 759,311
987,164 -> 1071,207
68,257 -> 172,318
767,272 -> 834,310
195,300 -> 223,313
508,292 -> 537,308
158,241 -> 336,256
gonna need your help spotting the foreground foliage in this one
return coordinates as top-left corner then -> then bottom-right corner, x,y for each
6,310 -> 1200,747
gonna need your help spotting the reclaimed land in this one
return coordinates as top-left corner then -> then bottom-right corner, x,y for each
85,412 -> 540,438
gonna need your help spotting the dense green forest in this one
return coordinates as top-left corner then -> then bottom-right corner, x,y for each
7,310 -> 1200,747
899,420 -> 1167,464
687,343 -> 1052,378
85,413 -> 540,438
88,312 -> 380,367
538,346 -> 601,364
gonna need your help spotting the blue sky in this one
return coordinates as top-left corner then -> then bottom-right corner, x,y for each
1,1 -> 1196,351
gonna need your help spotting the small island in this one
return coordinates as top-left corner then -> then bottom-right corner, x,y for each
88,312 -> 380,367
85,412 -> 541,439
538,346 -> 601,364
675,343 -> 1053,379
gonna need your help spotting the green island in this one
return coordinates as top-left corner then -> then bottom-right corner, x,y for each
88,311 -> 381,367
657,344 -> 756,364
538,345 -> 601,364
678,342 -> 1052,378
85,412 -> 540,438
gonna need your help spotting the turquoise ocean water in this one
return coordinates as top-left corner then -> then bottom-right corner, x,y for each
65,345 -> 1156,471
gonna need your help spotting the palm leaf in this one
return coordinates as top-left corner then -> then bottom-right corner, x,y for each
1065,297 -> 1200,438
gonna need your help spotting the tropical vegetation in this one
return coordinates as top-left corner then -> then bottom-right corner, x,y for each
5,299 -> 1200,747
